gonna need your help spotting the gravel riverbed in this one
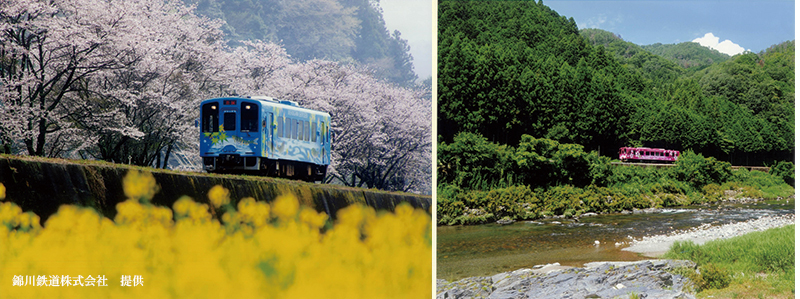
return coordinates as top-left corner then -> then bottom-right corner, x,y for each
622,213 -> 795,257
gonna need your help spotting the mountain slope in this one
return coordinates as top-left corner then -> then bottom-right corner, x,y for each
643,42 -> 729,71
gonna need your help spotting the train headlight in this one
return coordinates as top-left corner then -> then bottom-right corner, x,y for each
245,105 -> 251,109
211,105 -> 216,110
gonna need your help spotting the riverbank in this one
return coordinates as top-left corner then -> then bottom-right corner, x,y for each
623,213 -> 795,257
437,211 -> 794,298
438,152 -> 794,226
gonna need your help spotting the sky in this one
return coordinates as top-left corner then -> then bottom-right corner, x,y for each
378,0 -> 434,81
541,0 -> 795,56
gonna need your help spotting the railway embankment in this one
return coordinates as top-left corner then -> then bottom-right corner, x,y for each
0,154 -> 431,221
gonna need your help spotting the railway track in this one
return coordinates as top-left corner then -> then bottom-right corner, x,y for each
610,162 -> 770,173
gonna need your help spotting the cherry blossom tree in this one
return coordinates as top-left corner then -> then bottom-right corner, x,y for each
276,60 -> 431,193
69,0 -> 228,167
0,0 -> 138,156
221,45 -> 431,193
0,0 -> 225,166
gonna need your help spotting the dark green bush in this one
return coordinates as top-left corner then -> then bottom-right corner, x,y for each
701,183 -> 723,202
586,151 -> 613,186
699,264 -> 731,290
768,161 -> 794,187
438,132 -> 515,190
673,150 -> 731,189
483,185 -> 538,219
436,184 -> 467,225
541,185 -> 584,215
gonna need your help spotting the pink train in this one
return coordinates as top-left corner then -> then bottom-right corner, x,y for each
619,147 -> 680,163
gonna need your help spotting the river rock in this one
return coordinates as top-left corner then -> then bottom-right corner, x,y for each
437,259 -> 697,299
496,218 -> 516,225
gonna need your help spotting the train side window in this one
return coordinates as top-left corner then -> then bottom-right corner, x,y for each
291,118 -> 298,139
296,119 -> 302,140
286,118 -> 292,139
297,120 -> 306,141
277,116 -> 284,137
298,120 -> 304,140
285,117 -> 291,138
311,121 -> 317,142
297,119 -> 303,140
240,102 -> 258,132
303,121 -> 309,141
298,121 -> 305,141
223,112 -> 236,131
201,103 -> 219,133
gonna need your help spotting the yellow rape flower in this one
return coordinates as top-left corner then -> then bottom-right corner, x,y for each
173,196 -> 194,217
237,197 -> 270,228
1,179 -> 432,299
122,170 -> 160,202
208,185 -> 230,208
299,208 -> 328,230
0,183 -> 5,200
272,194 -> 299,221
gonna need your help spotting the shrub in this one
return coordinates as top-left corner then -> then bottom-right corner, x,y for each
586,151 -> 613,186
701,183 -> 723,202
673,150 -> 731,190
483,185 -> 538,219
541,185 -> 584,215
699,263 -> 731,290
438,132 -> 515,190
769,161 -> 794,187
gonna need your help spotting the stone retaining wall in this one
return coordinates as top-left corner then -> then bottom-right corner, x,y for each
0,155 -> 431,221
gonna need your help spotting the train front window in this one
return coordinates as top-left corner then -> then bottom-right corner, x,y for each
241,102 -> 258,132
224,112 -> 236,131
202,103 -> 219,133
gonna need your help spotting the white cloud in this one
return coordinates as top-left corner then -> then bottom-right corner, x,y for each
692,32 -> 749,56
578,14 -> 623,30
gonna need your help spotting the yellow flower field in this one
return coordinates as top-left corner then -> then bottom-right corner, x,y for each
0,171 -> 431,298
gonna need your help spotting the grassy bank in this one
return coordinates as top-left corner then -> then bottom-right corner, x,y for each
664,225 -> 794,298
0,154 -> 431,222
437,134 -> 794,225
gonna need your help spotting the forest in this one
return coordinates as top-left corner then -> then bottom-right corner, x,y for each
0,0 -> 431,194
437,0 -> 794,224
438,0 -> 793,165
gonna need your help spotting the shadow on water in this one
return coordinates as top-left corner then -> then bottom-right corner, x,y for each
437,199 -> 794,281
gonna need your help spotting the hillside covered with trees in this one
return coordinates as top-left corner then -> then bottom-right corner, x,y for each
437,0 -> 794,225
439,0 -> 793,166
643,41 -> 730,71
185,0 -> 421,87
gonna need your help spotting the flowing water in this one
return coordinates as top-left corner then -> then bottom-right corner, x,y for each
437,199 -> 795,281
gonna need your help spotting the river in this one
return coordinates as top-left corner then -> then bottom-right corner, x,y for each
436,198 -> 794,281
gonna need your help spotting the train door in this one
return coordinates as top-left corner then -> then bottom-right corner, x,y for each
320,119 -> 327,164
267,112 -> 274,153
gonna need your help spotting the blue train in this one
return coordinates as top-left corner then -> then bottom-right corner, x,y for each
199,96 -> 331,181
